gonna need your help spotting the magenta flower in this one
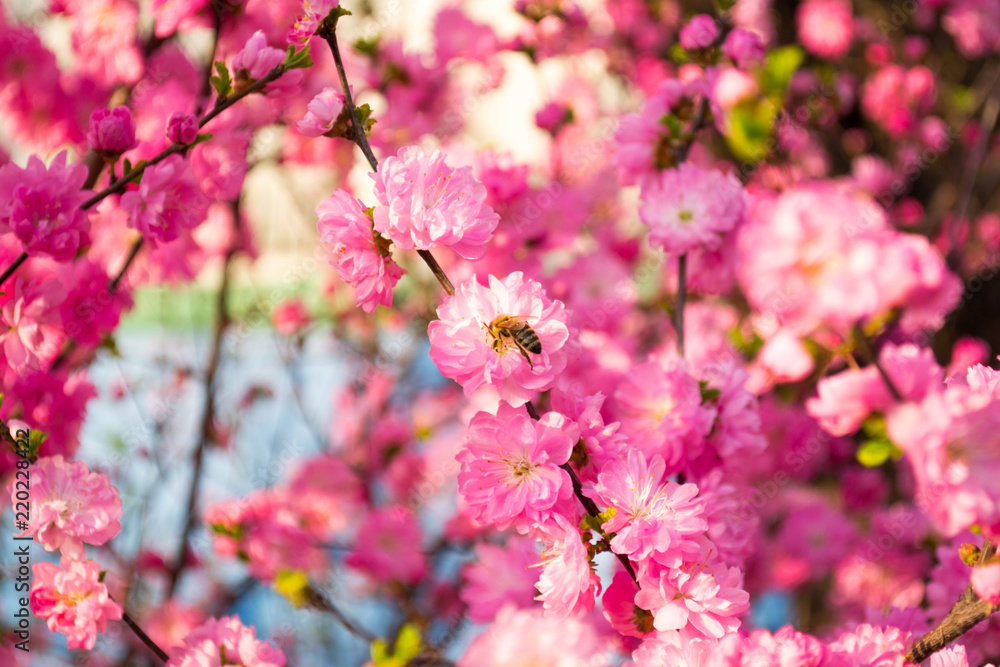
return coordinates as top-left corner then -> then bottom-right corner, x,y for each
461,538 -> 539,623
166,615 -> 286,667
639,162 -> 745,256
16,455 -> 122,561
86,106 -> 138,158
120,154 -> 210,245
316,189 -> 405,313
457,402 -> 577,533
589,450 -> 706,564
296,87 -> 346,138
30,558 -> 123,651
372,146 -> 499,260
345,506 -> 427,585
233,30 -> 285,82
0,277 -> 64,374
428,272 -> 573,407
166,112 -> 199,145
826,624 -> 910,666
0,151 -> 90,261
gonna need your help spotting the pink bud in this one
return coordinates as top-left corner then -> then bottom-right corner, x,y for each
87,106 -> 137,157
679,15 -> 718,51
722,28 -> 765,68
166,112 -> 199,145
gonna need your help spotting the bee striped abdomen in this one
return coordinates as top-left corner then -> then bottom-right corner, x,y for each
516,327 -> 541,353
487,315 -> 542,367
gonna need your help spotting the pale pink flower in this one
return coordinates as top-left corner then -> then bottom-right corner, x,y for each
87,107 -> 138,158
372,146 -> 499,261
535,513 -> 601,616
679,15 -> 718,50
296,87 -> 346,137
428,272 -> 573,407
286,453 -> 363,536
929,644 -> 974,667
30,558 -> 123,651
589,450 -> 706,565
0,151 -> 91,261
972,562 -> 1000,604
457,604 -> 607,667
0,278 -> 65,374
826,624 -> 910,667
17,455 -> 122,561
317,189 -> 404,313
121,154 -> 210,245
166,112 -> 199,145
143,601 -> 206,653
233,30 -> 284,82
635,558 -> 750,640
166,615 -> 286,667
457,402 -> 577,533
633,636 -> 716,666
613,356 -> 716,469
345,506 -> 427,585
640,163 -> 745,256
549,389 -> 627,482
714,626 -> 827,666
288,0 -> 340,44
461,538 -> 539,623
942,0 -> 1000,59
797,0 -> 854,60
271,298 -> 310,336
806,366 -> 893,436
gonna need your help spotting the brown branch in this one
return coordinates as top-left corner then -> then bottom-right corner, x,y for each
116,602 -> 170,663
165,200 -> 239,596
0,251 -> 28,289
853,325 -> 903,401
674,254 -> 687,358
906,540 -> 999,663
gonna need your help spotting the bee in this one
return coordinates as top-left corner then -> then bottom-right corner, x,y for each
487,314 -> 542,368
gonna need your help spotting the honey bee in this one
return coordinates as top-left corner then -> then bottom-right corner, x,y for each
487,314 -> 542,368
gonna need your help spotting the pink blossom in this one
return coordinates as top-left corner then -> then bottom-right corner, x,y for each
371,146 -> 499,261
722,28 -> 766,67
288,0 -> 340,44
461,538 -> 539,623
757,330 -> 814,384
711,67 -> 760,111
0,278 -> 65,374
942,0 -> 1000,58
59,258 -> 132,347
16,455 -> 122,561
166,615 -> 286,667
806,366 -> 893,436
549,389 -> 627,482
589,450 -> 706,565
457,604 -> 606,667
639,163 -> 745,255
30,558 -> 123,650
862,65 -> 937,137
296,87 -> 346,137
929,644 -> 975,667
428,272 -> 573,407
613,356 -> 716,469
535,513 -> 601,616
233,30 -> 284,82
143,601 -> 205,653
151,0 -> 209,38
457,402 -> 577,533
87,106 -> 138,157
972,562 -> 1000,604
271,299 -> 310,336
286,453 -> 363,536
797,0 -> 854,60
316,189 -> 404,313
635,558 -> 750,640
826,624 -> 910,667
166,112 -> 199,145
0,151 -> 91,261
120,154 -> 210,245
679,15 -> 718,51
345,506 -> 427,585
603,571 -> 654,638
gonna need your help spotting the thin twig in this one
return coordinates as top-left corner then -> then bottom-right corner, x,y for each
0,251 -> 28,289
853,325 -> 903,401
319,21 -> 379,172
165,200 -> 239,596
306,586 -> 378,643
674,254 -> 687,358
117,604 -> 170,663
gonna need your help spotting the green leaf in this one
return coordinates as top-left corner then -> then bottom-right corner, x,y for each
211,61 -> 232,100
760,45 -> 805,99
857,438 -> 900,468
354,37 -> 379,58
190,133 -> 213,147
27,430 -> 47,460
725,98 -> 777,162
283,43 -> 313,71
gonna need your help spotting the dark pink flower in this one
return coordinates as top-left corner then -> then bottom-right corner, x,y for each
87,106 -> 138,157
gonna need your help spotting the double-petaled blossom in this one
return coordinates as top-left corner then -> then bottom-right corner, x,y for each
0,151 -> 90,261
428,272 -> 574,407
589,450 -> 706,565
316,189 -> 404,313
16,455 -> 122,561
296,87 -> 347,137
120,154 -> 210,245
29,558 -> 123,651
461,537 -> 539,622
824,624 -> 910,666
457,402 -> 577,533
535,513 -> 601,616
345,506 -> 427,585
166,615 -> 286,667
639,162 -> 745,256
371,146 -> 499,260
613,356 -> 716,470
